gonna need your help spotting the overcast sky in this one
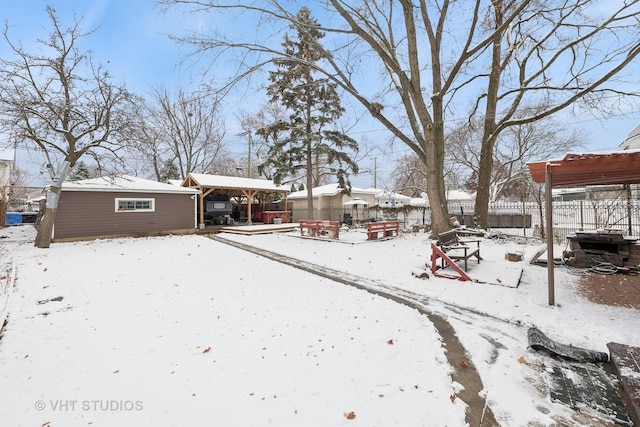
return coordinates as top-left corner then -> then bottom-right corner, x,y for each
1,1 -> 639,188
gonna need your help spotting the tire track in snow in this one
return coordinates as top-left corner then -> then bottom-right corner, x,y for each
209,234 -> 498,427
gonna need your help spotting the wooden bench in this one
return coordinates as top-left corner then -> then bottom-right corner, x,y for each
299,220 -> 340,239
367,221 -> 400,240
430,229 -> 481,279
607,342 -> 640,426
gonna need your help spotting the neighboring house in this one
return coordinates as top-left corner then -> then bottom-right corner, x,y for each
0,152 -> 13,225
373,189 -> 412,208
288,184 -> 378,222
620,124 -> 640,150
447,189 -> 475,204
0,159 -> 11,189
51,175 -> 200,242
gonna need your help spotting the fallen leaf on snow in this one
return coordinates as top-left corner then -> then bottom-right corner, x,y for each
518,356 -> 526,364
203,347 -> 211,353
345,411 -> 356,420
450,394 -> 456,403
387,339 -> 394,345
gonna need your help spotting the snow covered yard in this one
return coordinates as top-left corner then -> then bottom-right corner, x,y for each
1,224 -> 639,426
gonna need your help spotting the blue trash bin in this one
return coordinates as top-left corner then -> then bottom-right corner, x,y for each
5,212 -> 22,225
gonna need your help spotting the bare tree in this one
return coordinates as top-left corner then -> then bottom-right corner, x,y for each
449,115 -> 583,204
0,6 -> 134,247
159,0 -> 640,234
148,86 -> 226,179
392,155 -> 428,198
126,96 -> 172,181
236,104 -> 288,179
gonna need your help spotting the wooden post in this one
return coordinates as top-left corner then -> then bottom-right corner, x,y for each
545,166 -> 555,306
242,189 -> 259,225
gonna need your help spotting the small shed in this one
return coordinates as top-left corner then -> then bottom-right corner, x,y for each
181,173 -> 290,226
52,175 -> 200,242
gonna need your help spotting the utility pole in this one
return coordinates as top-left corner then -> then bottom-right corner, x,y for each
238,130 -> 252,178
247,131 -> 252,178
373,157 -> 377,189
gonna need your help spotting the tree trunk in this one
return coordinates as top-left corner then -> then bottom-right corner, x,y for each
34,187 -> 61,248
0,196 -> 6,228
474,141 -> 494,228
425,126 -> 450,236
474,1 -> 503,230
306,139 -> 314,220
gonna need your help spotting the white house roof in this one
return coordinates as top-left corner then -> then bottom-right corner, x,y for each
288,183 -> 378,199
61,175 -> 200,194
447,189 -> 475,201
410,197 -> 428,207
374,189 -> 412,201
183,173 -> 289,192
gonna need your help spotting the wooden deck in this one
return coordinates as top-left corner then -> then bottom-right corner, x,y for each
218,222 -> 299,235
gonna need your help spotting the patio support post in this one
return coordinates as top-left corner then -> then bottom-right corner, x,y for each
545,165 -> 555,306
242,189 -> 259,225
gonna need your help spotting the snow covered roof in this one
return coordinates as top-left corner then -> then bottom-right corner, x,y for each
61,175 -> 200,194
183,173 -> 289,192
288,183 -> 378,199
409,197 -> 428,207
374,189 -> 412,201
447,189 -> 475,201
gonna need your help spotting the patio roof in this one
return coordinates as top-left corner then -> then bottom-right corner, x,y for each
181,173 -> 290,226
526,150 -> 640,306
527,151 -> 640,188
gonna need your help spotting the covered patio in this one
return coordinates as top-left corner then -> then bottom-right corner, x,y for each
527,150 -> 640,305
181,173 -> 290,227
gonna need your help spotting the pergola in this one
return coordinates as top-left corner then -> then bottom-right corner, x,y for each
527,150 -> 640,305
181,173 -> 290,226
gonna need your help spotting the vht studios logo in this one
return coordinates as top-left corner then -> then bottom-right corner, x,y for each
35,399 -> 143,412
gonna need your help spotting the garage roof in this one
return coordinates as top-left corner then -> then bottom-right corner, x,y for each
61,175 -> 199,194
527,150 -> 640,188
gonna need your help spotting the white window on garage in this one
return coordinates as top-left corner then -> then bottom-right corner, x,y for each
115,198 -> 155,212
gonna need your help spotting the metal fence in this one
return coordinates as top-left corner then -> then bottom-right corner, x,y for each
449,200 -> 640,243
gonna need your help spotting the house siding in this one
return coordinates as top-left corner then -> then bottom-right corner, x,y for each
53,191 -> 196,240
290,193 -> 375,222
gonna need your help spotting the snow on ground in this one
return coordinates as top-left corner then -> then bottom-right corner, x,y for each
0,224 -> 639,426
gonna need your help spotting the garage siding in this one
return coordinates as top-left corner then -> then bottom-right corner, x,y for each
53,191 -> 196,240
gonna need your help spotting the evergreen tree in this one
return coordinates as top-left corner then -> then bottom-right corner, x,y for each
257,7 -> 358,220
159,159 -> 180,182
69,161 -> 92,181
